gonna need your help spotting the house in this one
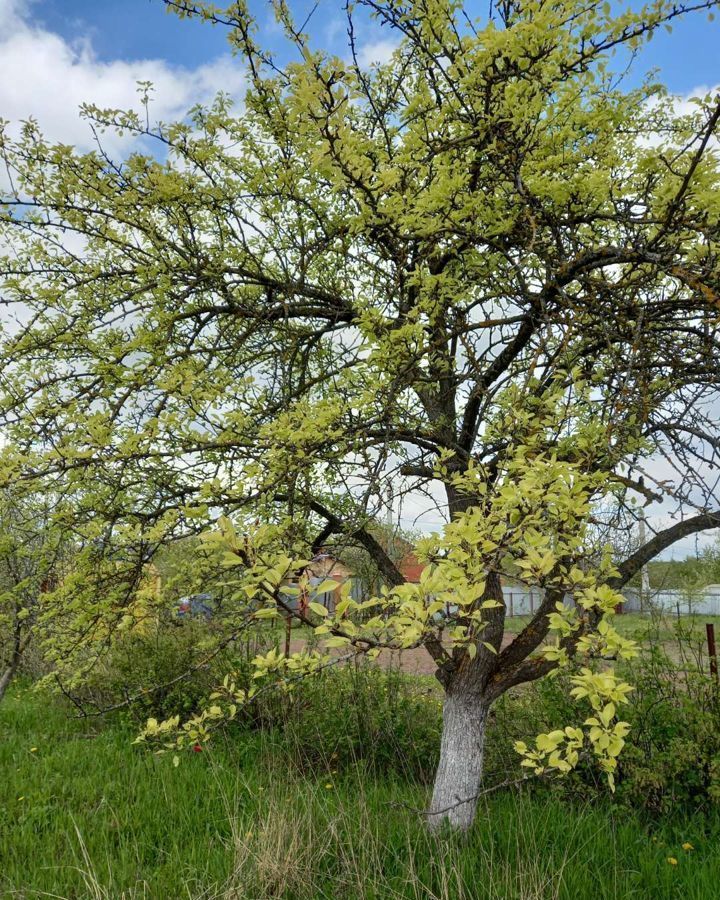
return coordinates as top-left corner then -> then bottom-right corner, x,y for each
398,551 -> 543,617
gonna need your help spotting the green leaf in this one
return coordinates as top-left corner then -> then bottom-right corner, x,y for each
311,580 -> 339,594
308,601 -> 329,617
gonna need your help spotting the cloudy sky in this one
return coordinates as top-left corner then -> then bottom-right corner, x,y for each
1,0 -> 719,557
0,0 -> 405,150
1,0 -> 718,150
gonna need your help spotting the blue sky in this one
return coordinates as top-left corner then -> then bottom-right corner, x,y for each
31,0 -> 720,93
0,0 -> 398,150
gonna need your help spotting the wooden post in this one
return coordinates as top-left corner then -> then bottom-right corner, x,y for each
284,613 -> 292,658
707,623 -> 718,685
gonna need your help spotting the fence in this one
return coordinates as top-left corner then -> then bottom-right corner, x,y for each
503,585 -> 720,618
621,587 -> 720,617
283,580 -> 720,618
501,585 -> 720,618
502,586 -> 544,617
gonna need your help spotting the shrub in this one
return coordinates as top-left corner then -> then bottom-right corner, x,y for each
76,620 -> 261,722
612,643 -> 720,815
488,619 -> 720,816
263,663 -> 443,782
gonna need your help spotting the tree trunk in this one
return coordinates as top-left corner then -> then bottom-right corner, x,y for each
427,691 -> 487,832
0,623 -> 25,704
0,661 -> 18,703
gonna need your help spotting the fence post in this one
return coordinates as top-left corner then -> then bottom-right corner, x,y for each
707,623 -> 719,685
284,613 -> 292,658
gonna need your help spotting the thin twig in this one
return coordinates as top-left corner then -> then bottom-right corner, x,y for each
388,774 -> 533,817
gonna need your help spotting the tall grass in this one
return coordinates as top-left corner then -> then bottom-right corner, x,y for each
2,683 -> 718,899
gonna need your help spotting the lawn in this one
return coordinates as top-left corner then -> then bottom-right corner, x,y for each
2,683 -> 718,900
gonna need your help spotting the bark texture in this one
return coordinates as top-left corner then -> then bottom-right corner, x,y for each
427,693 -> 487,832
0,627 -> 25,704
0,661 -> 18,703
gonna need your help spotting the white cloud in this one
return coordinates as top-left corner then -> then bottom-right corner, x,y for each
357,38 -> 399,67
0,0 -> 245,154
0,0 -> 26,29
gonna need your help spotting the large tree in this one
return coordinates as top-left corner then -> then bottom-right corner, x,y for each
2,0 -> 720,830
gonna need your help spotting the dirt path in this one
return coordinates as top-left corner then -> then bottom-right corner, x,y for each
286,634 -> 517,677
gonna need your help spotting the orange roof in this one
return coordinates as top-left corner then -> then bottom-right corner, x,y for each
399,552 -> 425,583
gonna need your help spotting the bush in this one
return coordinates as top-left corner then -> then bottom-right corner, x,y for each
54,619 -> 443,781
613,643 -> 720,815
76,620 -> 260,722
262,663 -> 443,782
488,621 -> 720,817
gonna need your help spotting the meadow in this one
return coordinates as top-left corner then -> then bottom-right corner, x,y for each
2,675 -> 718,900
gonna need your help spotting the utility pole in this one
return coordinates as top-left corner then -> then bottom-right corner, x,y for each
385,481 -> 395,564
638,507 -> 651,611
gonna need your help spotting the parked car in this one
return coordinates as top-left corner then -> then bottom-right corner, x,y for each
176,593 -> 215,620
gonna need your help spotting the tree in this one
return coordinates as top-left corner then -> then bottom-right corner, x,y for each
642,535 -> 720,588
0,488 -> 68,702
2,0 -> 720,830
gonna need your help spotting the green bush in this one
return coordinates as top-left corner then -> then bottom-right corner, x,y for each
77,621 -> 258,722
613,644 -> 720,815
488,630 -> 720,817
264,664 -> 443,782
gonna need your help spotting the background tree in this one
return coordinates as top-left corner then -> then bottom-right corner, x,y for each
2,0 -> 720,829
0,487 -> 68,702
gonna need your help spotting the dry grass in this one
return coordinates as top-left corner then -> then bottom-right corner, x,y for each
217,773 -> 584,900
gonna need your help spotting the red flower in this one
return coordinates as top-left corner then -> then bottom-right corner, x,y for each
192,744 -> 203,752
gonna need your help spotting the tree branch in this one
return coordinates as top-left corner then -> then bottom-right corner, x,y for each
611,509 -> 720,587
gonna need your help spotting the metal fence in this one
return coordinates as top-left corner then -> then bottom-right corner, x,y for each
502,586 -> 545,617
503,585 -> 720,618
283,580 -> 720,618
621,587 -> 720,617
502,585 -> 720,618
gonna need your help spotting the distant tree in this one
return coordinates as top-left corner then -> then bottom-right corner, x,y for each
2,0 -> 720,830
645,538 -> 720,589
699,538 -> 720,585
0,489 -> 68,702
328,519 -> 420,596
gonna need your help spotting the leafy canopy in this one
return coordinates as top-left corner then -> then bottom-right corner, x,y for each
1,0 -> 720,786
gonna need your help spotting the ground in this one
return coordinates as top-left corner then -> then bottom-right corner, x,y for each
2,684 -> 717,899
287,613 -> 720,676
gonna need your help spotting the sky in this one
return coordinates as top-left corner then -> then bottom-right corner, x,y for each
1,0 -> 718,152
0,0 -> 401,151
1,0 -> 719,559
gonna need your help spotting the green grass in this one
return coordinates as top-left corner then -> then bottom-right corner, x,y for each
2,684 -> 719,900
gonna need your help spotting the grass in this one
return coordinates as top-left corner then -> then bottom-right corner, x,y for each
2,684 -> 720,899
